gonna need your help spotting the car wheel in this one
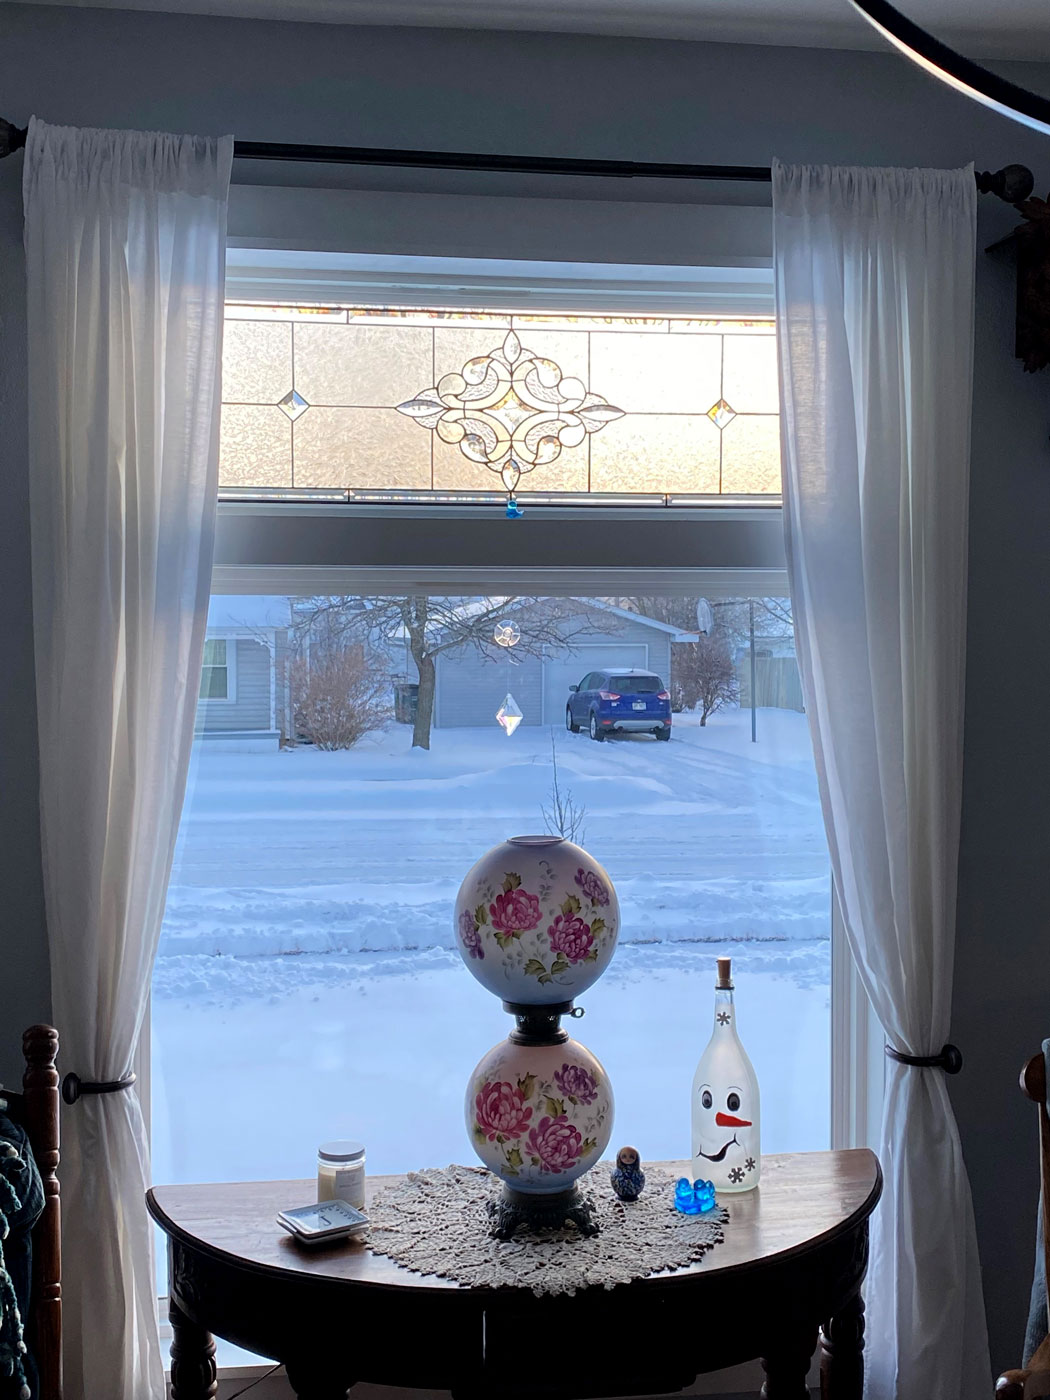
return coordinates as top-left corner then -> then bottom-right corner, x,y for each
566,707 -> 580,733
656,727 -> 671,741
589,712 -> 604,742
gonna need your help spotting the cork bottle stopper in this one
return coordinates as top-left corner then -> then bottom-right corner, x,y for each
716,956 -> 733,990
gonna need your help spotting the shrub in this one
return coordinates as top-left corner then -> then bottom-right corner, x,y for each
291,646 -> 391,750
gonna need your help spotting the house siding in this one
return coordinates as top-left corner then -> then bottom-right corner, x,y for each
434,613 -> 674,729
196,636 -> 273,733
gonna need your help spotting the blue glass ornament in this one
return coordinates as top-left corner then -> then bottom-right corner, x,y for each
674,1177 -> 702,1214
694,1178 -> 718,1213
506,496 -> 524,519
674,1176 -> 718,1215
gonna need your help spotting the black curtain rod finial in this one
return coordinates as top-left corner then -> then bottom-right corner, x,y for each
976,164 -> 1035,204
0,118 -> 28,160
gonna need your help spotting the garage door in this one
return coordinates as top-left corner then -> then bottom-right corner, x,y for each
542,644 -> 649,726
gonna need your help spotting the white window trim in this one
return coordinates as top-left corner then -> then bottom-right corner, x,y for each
830,889 -> 885,1150
200,633 -> 239,705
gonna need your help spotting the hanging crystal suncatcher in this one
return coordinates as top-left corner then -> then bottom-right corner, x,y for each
396,329 -> 625,517
496,694 -> 524,736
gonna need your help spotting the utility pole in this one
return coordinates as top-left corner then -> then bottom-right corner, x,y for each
749,599 -> 757,743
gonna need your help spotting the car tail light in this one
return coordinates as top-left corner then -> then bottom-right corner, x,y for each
657,690 -> 670,700
599,690 -> 621,701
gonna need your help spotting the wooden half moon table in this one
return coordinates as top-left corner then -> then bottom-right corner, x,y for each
147,1149 -> 881,1400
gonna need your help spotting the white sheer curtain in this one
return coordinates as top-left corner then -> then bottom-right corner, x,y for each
772,162 -> 989,1400
23,118 -> 232,1399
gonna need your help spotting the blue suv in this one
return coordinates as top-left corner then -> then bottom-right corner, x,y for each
566,669 -> 672,742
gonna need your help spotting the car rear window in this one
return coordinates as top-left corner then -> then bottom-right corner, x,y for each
609,675 -> 663,693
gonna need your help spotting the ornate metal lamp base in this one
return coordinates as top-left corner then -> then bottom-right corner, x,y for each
487,1183 -> 600,1240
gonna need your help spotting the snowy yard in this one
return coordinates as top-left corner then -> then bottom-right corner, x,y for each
151,706 -> 831,1191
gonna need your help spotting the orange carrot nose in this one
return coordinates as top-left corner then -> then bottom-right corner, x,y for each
715,1112 -> 751,1128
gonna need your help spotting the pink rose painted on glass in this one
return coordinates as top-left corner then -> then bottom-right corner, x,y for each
458,909 -> 484,959
547,913 -> 594,964
526,1114 -> 583,1173
574,867 -> 610,906
475,1081 -> 533,1142
489,888 -> 542,936
553,1063 -> 598,1106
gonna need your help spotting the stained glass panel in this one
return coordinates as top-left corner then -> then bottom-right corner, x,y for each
218,303 -> 782,499
294,408 -> 432,490
219,405 -> 292,487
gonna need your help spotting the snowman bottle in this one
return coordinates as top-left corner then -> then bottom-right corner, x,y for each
691,956 -> 760,1192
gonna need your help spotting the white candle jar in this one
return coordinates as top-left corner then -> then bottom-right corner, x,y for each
317,1140 -> 366,1208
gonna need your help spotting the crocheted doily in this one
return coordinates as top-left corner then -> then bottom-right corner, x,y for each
367,1164 -> 728,1297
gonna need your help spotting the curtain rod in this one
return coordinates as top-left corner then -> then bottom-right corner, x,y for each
0,118 -> 1034,203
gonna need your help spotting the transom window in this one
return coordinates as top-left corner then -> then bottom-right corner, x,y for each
219,304 -> 780,502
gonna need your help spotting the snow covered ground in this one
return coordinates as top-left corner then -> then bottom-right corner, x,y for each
151,707 -> 831,1191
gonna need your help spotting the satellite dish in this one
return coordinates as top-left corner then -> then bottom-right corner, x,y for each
695,598 -> 714,635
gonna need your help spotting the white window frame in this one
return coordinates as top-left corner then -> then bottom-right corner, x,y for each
199,634 -> 238,704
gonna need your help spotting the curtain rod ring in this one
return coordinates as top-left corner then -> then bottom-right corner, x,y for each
885,1043 -> 963,1074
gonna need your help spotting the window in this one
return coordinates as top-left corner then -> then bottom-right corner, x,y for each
151,265 -> 847,1332
198,638 -> 231,700
218,303 -> 780,502
152,585 -> 831,1192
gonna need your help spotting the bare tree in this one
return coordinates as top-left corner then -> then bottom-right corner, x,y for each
672,633 -> 739,725
290,597 -> 609,751
291,646 -> 391,750
541,731 -> 586,844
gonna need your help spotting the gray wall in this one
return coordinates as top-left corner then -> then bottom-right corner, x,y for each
2,5 -> 1049,1373
197,636 -> 273,733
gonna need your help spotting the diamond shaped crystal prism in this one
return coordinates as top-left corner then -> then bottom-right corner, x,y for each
706,398 -> 737,430
278,389 -> 309,421
496,693 -> 524,736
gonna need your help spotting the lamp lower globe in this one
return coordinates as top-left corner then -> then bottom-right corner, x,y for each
466,1035 -> 613,1194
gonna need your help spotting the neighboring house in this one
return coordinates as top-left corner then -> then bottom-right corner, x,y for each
416,600 -> 691,730
196,596 -> 291,751
731,604 -> 803,712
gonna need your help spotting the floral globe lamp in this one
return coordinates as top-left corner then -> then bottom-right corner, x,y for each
455,835 -> 619,1004
456,835 -> 618,1238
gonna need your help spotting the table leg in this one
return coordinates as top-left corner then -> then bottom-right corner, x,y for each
820,1292 -> 865,1399
169,1297 -> 217,1400
760,1325 -> 818,1399
285,1357 -> 355,1398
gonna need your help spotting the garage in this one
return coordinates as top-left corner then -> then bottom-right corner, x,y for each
542,643 -> 649,726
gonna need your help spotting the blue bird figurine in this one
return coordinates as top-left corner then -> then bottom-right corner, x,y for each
610,1145 -> 646,1202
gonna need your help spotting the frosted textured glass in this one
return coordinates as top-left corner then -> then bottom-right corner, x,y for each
723,335 -> 780,414
720,415 -> 782,494
433,327 -> 588,384
221,321 -> 292,404
294,407 -> 431,489
590,415 -> 721,494
589,333 -> 722,413
219,405 -> 292,487
433,435 -> 589,492
294,324 -> 433,407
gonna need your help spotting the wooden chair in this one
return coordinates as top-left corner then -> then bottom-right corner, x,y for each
997,1053 -> 1050,1400
2,1025 -> 62,1400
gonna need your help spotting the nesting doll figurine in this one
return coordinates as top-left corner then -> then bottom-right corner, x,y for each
610,1145 -> 645,1202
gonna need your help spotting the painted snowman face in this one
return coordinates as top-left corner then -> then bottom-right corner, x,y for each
694,1082 -> 753,1164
